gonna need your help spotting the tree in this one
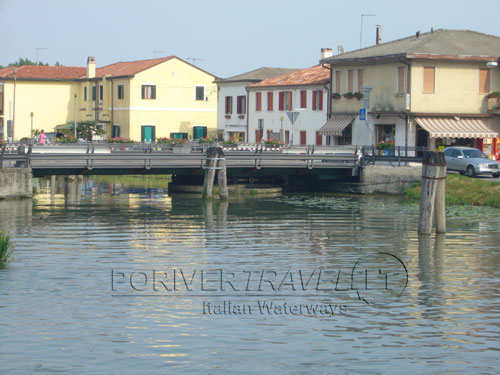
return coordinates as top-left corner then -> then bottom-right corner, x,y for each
0,59 -> 63,69
76,121 -> 105,141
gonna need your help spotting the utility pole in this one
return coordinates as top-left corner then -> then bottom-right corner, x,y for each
74,94 -> 77,139
12,68 -> 16,141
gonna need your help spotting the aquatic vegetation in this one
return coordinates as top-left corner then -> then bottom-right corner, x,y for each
0,231 -> 13,263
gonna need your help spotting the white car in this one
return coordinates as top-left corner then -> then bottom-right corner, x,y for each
443,147 -> 500,178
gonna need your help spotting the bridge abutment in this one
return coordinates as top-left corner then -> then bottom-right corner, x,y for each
0,168 -> 33,199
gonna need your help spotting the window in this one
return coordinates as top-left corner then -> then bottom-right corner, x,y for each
300,90 -> 307,109
316,131 -> 323,146
225,96 -> 233,114
397,66 -> 405,93
237,95 -> 246,114
256,92 -> 262,111
357,69 -> 364,92
111,125 -> 120,138
141,85 -> 156,99
267,92 -> 274,111
376,124 -> 395,144
279,91 -> 292,111
300,131 -> 307,145
99,85 -> 104,101
92,86 -> 96,101
312,90 -> 323,111
117,85 -> 124,100
479,69 -> 490,94
347,70 -> 354,92
423,67 -> 435,93
195,86 -> 205,101
335,71 -> 341,94
84,87 -> 87,101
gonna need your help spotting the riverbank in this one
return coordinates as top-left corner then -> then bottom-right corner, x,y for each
404,174 -> 500,208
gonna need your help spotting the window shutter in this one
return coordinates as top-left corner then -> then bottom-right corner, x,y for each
237,96 -> 242,114
319,90 -> 323,110
256,92 -> 261,111
152,86 -> 156,99
279,92 -> 284,111
288,92 -> 292,110
141,86 -> 145,99
268,92 -> 273,111
423,67 -> 435,93
300,90 -> 306,108
479,69 -> 490,94
312,91 -> 317,110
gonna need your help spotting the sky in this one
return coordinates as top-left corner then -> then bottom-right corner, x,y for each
1,0 -> 499,78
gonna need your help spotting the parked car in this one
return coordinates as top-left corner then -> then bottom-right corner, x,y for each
442,146 -> 500,178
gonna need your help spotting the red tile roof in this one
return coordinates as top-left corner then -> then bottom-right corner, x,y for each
92,56 -> 175,78
248,65 -> 329,88
0,65 -> 86,80
0,56 -> 180,80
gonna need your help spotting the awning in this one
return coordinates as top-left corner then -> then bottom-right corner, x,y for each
415,117 -> 498,139
55,123 -> 75,130
318,116 -> 354,136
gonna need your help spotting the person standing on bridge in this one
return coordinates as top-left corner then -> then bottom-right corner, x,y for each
38,130 -> 47,145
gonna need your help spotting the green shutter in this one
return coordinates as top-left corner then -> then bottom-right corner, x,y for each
152,86 -> 156,99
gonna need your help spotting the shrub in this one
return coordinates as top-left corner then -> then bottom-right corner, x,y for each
110,137 -> 133,144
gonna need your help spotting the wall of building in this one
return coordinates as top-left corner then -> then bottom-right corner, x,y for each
2,80 -> 79,140
125,58 -> 217,141
247,86 -> 328,145
217,83 -> 249,140
330,62 -> 408,114
410,61 -> 495,113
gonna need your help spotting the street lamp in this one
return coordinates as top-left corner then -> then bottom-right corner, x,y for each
360,14 -> 375,49
74,94 -> 77,139
30,112 -> 34,145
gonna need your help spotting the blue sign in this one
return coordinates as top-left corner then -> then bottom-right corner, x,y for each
359,108 -> 367,121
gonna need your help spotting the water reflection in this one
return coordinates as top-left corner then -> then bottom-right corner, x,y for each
0,177 -> 499,374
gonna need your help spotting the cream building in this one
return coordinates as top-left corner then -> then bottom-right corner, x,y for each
0,56 -> 217,142
320,29 -> 500,156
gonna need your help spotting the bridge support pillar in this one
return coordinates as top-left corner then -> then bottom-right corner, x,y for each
203,147 -> 228,200
418,151 -> 446,235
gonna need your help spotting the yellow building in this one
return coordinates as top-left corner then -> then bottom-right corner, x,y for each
320,29 -> 500,155
0,56 -> 217,142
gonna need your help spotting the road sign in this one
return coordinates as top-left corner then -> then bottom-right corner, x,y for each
286,111 -> 301,124
359,109 -> 367,121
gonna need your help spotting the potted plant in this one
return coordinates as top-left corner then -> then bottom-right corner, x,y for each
332,93 -> 341,100
222,140 -> 238,147
353,92 -> 364,100
343,92 -> 354,99
198,137 -> 216,144
376,140 -> 394,155
263,138 -> 283,149
486,91 -> 500,111
225,115 -> 231,119
110,137 -> 133,144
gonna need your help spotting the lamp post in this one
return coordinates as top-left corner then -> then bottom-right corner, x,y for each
74,94 -> 77,139
360,14 -> 375,49
30,112 -> 34,144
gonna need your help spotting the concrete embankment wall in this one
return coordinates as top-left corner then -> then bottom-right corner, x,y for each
0,168 -> 33,199
323,164 -> 421,194
359,164 -> 421,194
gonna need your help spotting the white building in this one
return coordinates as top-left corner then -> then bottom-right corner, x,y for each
214,67 -> 298,142
246,62 -> 331,145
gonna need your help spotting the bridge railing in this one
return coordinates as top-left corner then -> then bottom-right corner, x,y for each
360,145 -> 431,166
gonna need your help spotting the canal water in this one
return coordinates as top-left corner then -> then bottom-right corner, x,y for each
0,177 -> 499,374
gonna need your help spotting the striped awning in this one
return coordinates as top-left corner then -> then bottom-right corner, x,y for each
415,117 -> 498,139
318,116 -> 354,136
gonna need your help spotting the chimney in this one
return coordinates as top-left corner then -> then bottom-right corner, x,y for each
376,25 -> 382,45
87,56 -> 96,79
321,48 -> 333,60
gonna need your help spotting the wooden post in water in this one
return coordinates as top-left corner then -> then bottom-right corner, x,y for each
216,147 -> 228,199
202,147 -> 218,199
418,151 -> 446,235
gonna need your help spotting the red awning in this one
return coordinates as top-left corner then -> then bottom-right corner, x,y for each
415,117 -> 498,138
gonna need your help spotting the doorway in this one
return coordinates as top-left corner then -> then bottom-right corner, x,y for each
141,125 -> 155,143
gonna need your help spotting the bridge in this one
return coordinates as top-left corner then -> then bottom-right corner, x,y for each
1,143 -> 423,187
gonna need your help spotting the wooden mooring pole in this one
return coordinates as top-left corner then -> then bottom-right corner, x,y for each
418,151 -> 446,235
202,147 -> 228,200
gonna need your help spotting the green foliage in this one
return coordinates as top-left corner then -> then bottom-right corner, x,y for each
157,137 -> 188,145
54,136 -> 77,143
198,137 -> 216,144
77,121 -> 105,141
8,58 -> 49,67
403,174 -> 500,208
110,137 -> 133,144
486,91 -> 500,98
0,231 -> 13,263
